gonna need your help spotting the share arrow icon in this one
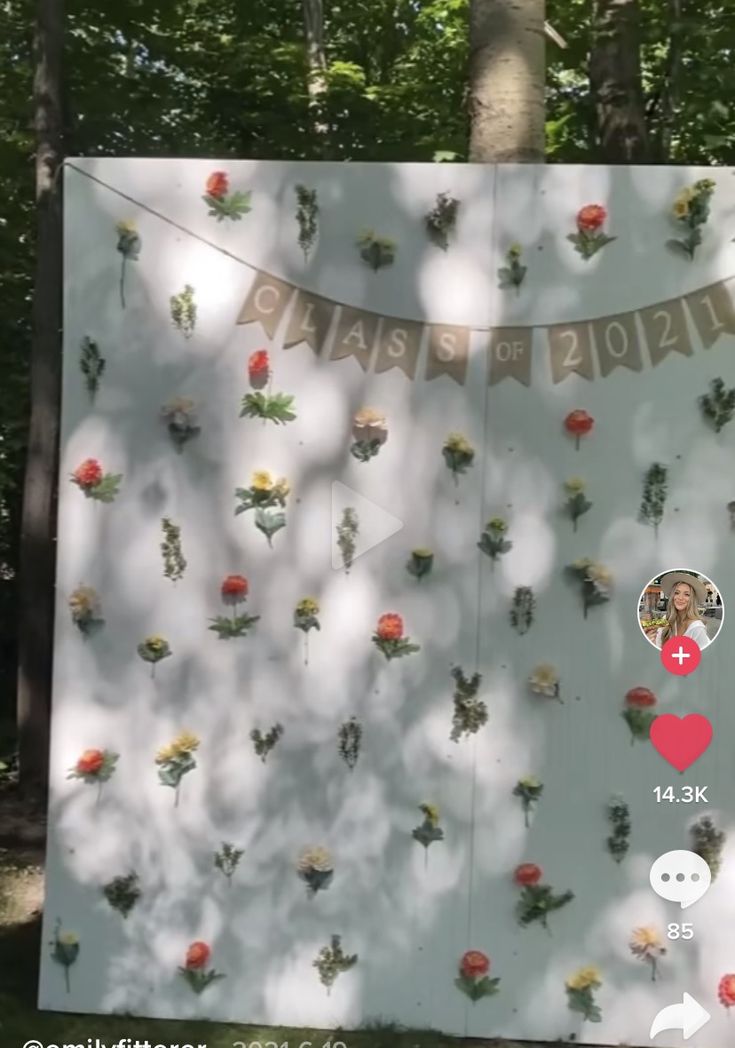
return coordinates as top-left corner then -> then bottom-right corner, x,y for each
649,993 -> 711,1040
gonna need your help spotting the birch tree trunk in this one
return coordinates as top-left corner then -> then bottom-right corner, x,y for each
468,0 -> 545,163
17,0 -> 64,793
302,0 -> 328,141
589,0 -> 650,162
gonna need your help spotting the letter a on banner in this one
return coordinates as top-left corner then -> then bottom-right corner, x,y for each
236,271 -> 295,338
548,321 -> 595,383
330,306 -> 380,371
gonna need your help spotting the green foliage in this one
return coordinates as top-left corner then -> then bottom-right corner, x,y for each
295,185 -> 319,260
169,284 -> 197,338
639,462 -> 668,536
79,337 -> 106,400
239,391 -> 297,425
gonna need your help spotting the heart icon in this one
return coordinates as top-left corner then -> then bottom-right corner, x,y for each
650,714 -> 713,772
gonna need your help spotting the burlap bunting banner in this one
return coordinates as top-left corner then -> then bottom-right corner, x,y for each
426,324 -> 470,385
330,305 -> 380,370
487,328 -> 533,386
283,289 -> 335,354
236,271 -> 294,338
236,269 -> 735,386
375,318 -> 424,378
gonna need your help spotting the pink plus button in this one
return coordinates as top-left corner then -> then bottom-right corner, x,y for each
661,635 -> 701,675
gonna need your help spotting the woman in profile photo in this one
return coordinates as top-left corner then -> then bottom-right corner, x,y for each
655,572 -> 710,650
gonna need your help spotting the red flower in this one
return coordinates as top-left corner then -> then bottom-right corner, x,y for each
460,950 -> 490,979
625,686 -> 657,708
577,204 -> 607,232
248,350 -> 270,382
206,171 -> 228,200
376,613 -> 404,641
185,941 -> 211,970
221,574 -> 249,600
72,458 -> 103,489
718,973 -> 735,1008
514,862 -> 543,886
76,749 -> 104,775
564,410 -> 594,438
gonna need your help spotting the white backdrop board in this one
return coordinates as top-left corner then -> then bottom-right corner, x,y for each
39,158 -> 735,1046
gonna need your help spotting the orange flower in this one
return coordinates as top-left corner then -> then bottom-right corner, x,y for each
460,950 -> 490,979
376,613 -> 403,641
205,171 -> 228,200
564,409 -> 594,438
76,749 -> 104,775
248,350 -> 270,381
185,941 -> 211,970
72,458 -> 103,488
625,686 -> 656,708
718,973 -> 735,1008
514,862 -> 542,886
577,204 -> 607,232
221,574 -> 249,600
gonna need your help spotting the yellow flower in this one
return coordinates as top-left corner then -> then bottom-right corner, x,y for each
116,219 -> 137,236
564,477 -> 586,494
588,562 -> 613,587
444,432 -> 473,455
519,775 -> 541,789
571,556 -> 593,571
297,597 -> 320,616
420,803 -> 440,826
508,242 -> 522,258
274,476 -> 290,498
57,930 -> 79,947
630,925 -> 664,957
297,845 -> 333,873
566,966 -> 602,991
487,517 -> 507,532
155,744 -> 175,764
251,470 -> 274,492
161,396 -> 196,418
528,663 -> 560,697
171,730 -> 200,755
354,407 -> 387,428
69,586 -> 98,616
145,635 -> 167,653
412,547 -> 433,559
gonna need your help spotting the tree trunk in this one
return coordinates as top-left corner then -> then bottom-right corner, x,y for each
589,0 -> 650,162
17,0 -> 64,794
302,0 -> 328,142
654,0 -> 682,162
468,0 -> 545,163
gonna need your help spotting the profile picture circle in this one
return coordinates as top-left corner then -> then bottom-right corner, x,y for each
638,569 -> 723,651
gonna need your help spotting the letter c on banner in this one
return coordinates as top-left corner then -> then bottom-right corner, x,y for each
254,283 -> 280,314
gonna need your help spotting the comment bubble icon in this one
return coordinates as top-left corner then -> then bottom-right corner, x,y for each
649,850 -> 711,909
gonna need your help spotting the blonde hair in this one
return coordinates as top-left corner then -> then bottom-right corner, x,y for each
660,582 -> 703,644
